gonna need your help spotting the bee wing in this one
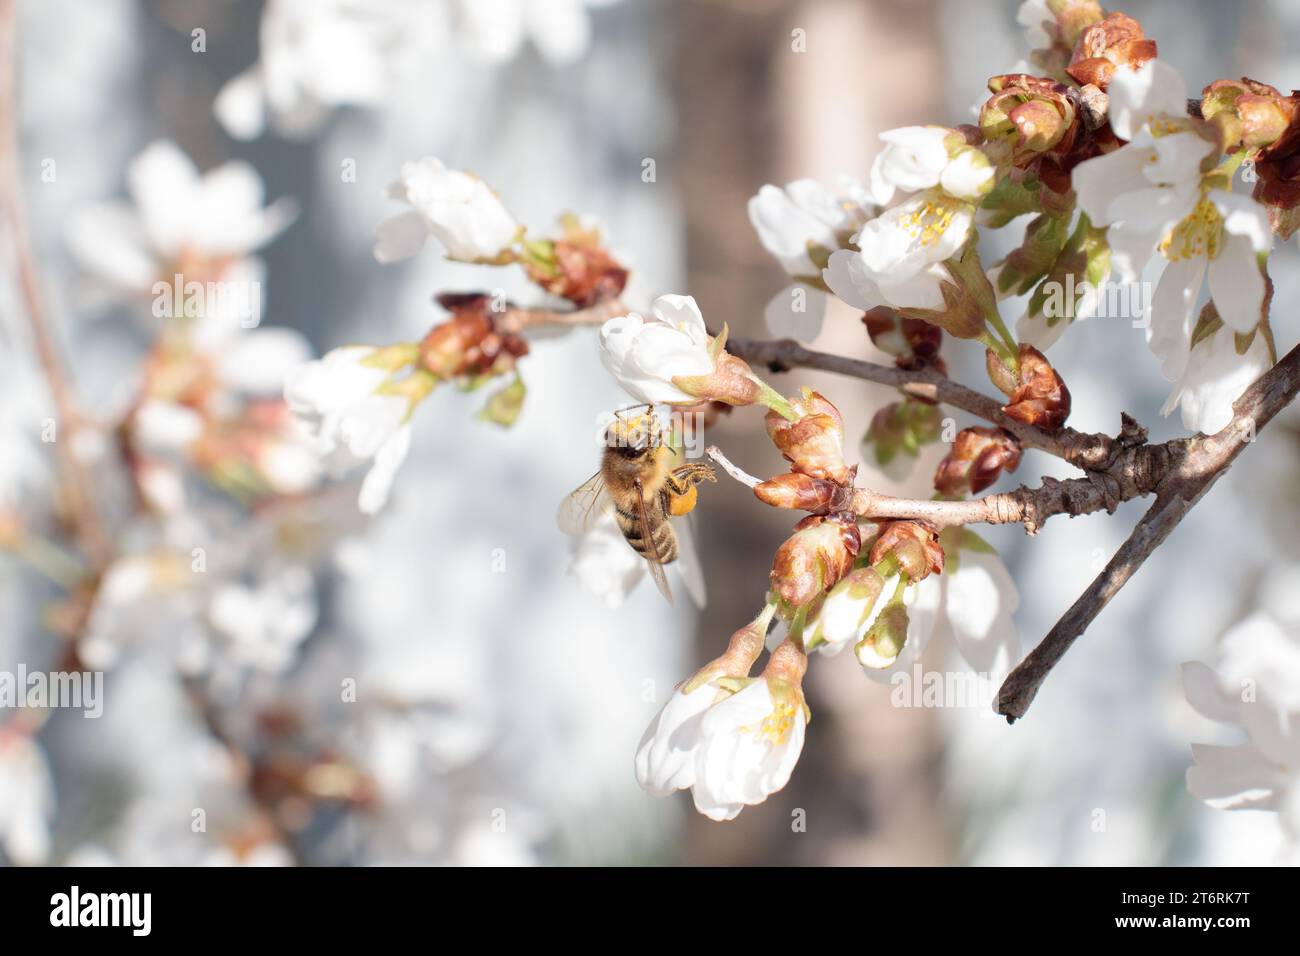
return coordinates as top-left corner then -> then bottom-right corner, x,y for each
557,472 -> 611,535
671,512 -> 707,609
634,476 -> 674,606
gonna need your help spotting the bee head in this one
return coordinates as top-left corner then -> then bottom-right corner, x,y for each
605,408 -> 661,458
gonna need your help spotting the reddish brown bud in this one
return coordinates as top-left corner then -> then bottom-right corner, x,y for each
933,427 -> 1022,496
1066,13 -> 1157,91
1002,344 -> 1071,429
863,309 -> 945,374
1252,105 -> 1300,227
422,294 -> 530,379
770,513 -> 861,608
868,519 -> 944,582
764,390 -> 852,484
754,472 -> 856,513
524,239 -> 629,308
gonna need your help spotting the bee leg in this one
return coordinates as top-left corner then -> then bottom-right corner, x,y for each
666,463 -> 716,517
666,463 -> 717,495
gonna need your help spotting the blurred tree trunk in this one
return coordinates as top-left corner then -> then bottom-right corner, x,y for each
674,0 -> 954,865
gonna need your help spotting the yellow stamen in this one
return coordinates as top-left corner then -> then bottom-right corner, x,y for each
1160,193 -> 1223,262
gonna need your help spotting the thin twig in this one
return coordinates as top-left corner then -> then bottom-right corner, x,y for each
995,340 -> 1300,722
496,296 -> 629,335
706,445 -> 761,488
723,334 -> 1118,470
0,0 -> 110,568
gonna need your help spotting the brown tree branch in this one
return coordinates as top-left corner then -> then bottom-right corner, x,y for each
996,339 -> 1300,722
723,334 -> 1119,470
0,0 -> 110,568
487,296 -> 1300,723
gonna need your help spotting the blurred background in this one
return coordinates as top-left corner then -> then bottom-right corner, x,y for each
2,0 -> 1298,865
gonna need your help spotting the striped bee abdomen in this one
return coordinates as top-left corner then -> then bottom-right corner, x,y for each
614,502 -> 678,564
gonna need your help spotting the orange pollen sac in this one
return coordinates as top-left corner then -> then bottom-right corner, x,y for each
669,483 -> 698,516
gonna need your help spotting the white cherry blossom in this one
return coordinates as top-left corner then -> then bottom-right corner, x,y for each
690,678 -> 807,821
599,295 -> 714,405
634,683 -> 718,797
1162,326 -> 1272,435
1183,591 -> 1300,841
374,158 -> 520,264
215,0 -> 441,140
857,543 -> 1020,682
65,141 -> 296,328
825,191 -> 974,312
869,126 -> 993,206
285,346 -> 415,515
1072,60 -> 1217,282
748,177 -> 872,339
567,511 -> 646,608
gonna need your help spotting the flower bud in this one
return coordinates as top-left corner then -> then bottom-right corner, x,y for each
1201,79 -> 1296,151
1252,113 -> 1300,230
770,513 -> 861,608
1065,13 -> 1158,91
671,330 -> 764,407
754,472 -> 855,513
422,293 -> 530,380
803,566 -> 887,654
1001,344 -> 1071,429
933,426 -> 1022,496
868,519 -> 944,582
764,389 -> 852,484
994,211 -> 1071,298
863,308 -> 945,373
521,216 -> 629,307
856,603 -> 910,670
982,75 -> 1077,161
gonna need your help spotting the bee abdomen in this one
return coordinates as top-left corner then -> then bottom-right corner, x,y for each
617,510 -> 677,564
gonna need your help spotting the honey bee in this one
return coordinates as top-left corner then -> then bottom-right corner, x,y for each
558,406 -> 716,606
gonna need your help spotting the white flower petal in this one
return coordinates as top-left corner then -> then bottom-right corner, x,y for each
1108,59 -> 1189,141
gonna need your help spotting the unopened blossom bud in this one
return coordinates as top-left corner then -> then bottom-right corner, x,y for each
1251,111 -> 1300,233
422,293 -> 530,380
803,566 -> 887,655
770,513 -> 861,608
934,427 -> 1022,496
868,520 -> 944,582
764,389 -> 852,484
754,472 -> 855,513
521,216 -> 630,307
995,211 -> 1072,298
1001,344 -> 1071,429
856,603 -> 910,670
672,346 -> 764,407
1066,13 -> 1158,91
685,639 -> 809,821
635,604 -> 777,802
863,308 -> 945,373
982,75 -> 1077,160
1200,79 -> 1296,151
